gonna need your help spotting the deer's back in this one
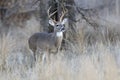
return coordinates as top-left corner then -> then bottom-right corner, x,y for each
28,32 -> 56,52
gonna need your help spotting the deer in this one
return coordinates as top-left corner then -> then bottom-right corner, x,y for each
28,6 -> 68,63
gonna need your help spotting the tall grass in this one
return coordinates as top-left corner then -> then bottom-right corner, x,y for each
0,41 -> 120,80
0,15 -> 120,80
0,32 -> 16,71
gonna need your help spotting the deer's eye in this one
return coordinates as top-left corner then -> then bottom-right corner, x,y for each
56,25 -> 59,28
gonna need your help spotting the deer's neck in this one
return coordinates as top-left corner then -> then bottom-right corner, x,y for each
52,31 -> 63,48
56,32 -> 63,37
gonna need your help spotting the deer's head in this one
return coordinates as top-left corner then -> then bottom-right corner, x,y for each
48,6 -> 68,32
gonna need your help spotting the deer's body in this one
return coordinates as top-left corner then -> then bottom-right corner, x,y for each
29,32 -> 63,54
28,6 -> 67,62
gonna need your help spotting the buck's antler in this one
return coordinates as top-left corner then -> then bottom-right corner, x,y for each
59,6 -> 68,22
47,6 -> 57,23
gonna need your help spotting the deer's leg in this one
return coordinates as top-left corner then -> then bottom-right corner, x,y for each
46,52 -> 50,63
39,51 -> 43,62
34,49 -> 42,62
57,44 -> 62,53
31,49 -> 36,62
42,52 -> 46,64
42,51 -> 50,64
33,52 -> 36,62
28,49 -> 36,68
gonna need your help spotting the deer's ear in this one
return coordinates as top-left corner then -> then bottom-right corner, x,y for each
61,18 -> 68,25
49,20 -> 55,26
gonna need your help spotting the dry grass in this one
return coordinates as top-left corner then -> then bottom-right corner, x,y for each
0,42 -> 120,80
0,33 -> 120,80
0,32 -> 16,70
0,16 -> 120,80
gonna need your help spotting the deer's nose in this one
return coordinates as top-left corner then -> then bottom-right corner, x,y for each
61,27 -> 65,31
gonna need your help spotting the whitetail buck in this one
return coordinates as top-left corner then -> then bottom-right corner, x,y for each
28,7 -> 68,62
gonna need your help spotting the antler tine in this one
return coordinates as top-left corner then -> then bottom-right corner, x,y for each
47,6 -> 57,23
60,6 -> 68,22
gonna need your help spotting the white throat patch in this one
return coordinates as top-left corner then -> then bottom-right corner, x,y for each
56,32 -> 63,37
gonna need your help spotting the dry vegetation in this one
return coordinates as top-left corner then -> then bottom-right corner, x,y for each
0,14 -> 120,80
